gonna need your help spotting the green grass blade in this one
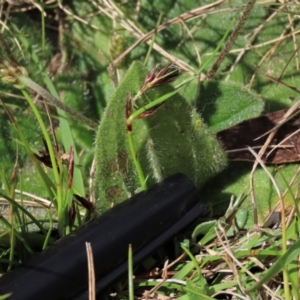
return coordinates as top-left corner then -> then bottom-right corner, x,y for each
247,238 -> 300,292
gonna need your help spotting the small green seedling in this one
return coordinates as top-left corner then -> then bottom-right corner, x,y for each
95,61 -> 228,213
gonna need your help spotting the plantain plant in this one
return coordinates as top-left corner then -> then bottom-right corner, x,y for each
94,61 -> 264,213
95,61 -> 228,212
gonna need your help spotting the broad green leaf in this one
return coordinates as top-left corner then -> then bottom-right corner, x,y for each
201,162 -> 300,228
191,220 -> 217,244
193,81 -> 264,133
95,61 -> 227,212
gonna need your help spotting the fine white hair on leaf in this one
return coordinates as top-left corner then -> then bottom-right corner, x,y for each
144,137 -> 165,182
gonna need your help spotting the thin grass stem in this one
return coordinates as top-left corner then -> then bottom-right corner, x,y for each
21,89 -> 66,236
128,244 -> 134,300
127,130 -> 147,191
18,75 -> 98,130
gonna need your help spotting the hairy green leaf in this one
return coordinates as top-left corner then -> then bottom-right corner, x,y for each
95,61 -> 227,212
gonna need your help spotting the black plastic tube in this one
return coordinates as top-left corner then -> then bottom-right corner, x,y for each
0,173 -> 201,300
73,199 -> 205,299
